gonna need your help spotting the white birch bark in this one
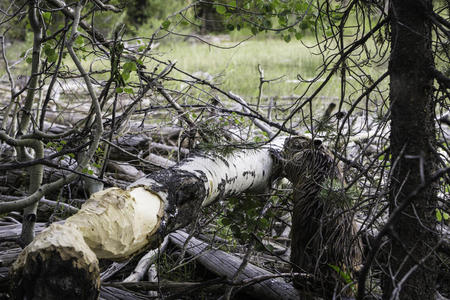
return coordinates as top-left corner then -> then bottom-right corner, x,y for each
132,137 -> 284,207
11,137 -> 285,299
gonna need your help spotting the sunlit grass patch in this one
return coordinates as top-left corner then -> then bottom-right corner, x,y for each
154,35 -> 388,110
156,37 -> 325,98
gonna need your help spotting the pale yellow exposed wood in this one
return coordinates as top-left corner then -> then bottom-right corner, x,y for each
65,187 -> 163,259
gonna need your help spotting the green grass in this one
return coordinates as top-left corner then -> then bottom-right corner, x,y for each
157,37 -> 327,98
1,28 -> 388,115
153,34 -> 388,110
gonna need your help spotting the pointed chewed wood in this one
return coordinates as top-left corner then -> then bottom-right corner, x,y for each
11,138 -> 285,299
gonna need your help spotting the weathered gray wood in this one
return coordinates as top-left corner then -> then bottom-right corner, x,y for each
100,286 -> 148,300
0,223 -> 47,241
0,248 -> 22,267
100,261 -> 131,282
169,230 -> 300,300
107,161 -> 145,180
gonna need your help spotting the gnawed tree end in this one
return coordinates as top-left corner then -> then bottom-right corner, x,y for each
10,139 -> 284,299
10,187 -> 164,299
10,224 -> 100,300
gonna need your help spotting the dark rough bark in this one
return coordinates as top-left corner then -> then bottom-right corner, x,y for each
384,0 -> 438,299
11,248 -> 100,300
133,168 -> 207,236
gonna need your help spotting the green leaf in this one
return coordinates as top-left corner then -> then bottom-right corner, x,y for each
300,21 -> 309,30
44,44 -> 58,63
124,87 -> 134,94
92,163 -> 101,169
278,16 -> 287,27
68,153 -> 75,158
263,19 -> 272,29
435,208 -> 448,222
161,20 -> 171,29
283,34 -> 291,43
215,5 -> 226,14
87,169 -> 94,175
295,32 -> 302,40
226,24 -> 235,31
48,53 -> 58,63
123,61 -> 137,72
329,264 -> 353,285
115,87 -> 123,93
26,57 -> 33,64
258,218 -> 269,228
436,209 -> 443,222
82,167 -> 88,174
44,46 -> 53,56
75,35 -> 84,46
121,71 -> 130,82
42,12 -> 51,24
221,218 -> 232,226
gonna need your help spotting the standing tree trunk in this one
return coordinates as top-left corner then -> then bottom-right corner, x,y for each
384,1 -> 438,299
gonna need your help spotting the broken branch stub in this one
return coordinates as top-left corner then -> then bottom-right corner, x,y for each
11,138 -> 285,299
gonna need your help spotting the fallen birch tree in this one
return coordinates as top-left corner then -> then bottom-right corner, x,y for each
10,138 -> 285,299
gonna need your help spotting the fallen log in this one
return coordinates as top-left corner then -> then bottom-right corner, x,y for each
101,279 -> 225,296
0,248 -> 22,267
0,223 -> 47,242
100,286 -> 149,300
169,230 -> 300,300
10,137 -> 285,299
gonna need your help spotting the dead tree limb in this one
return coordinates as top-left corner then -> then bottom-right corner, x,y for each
169,230 -> 300,300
